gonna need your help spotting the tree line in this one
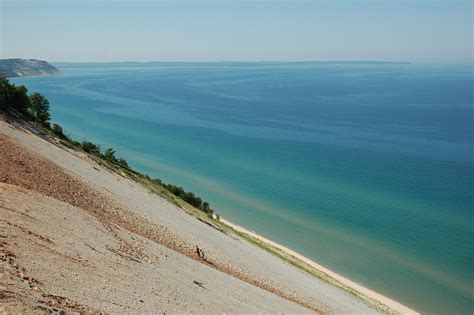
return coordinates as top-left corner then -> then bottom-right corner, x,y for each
0,75 -> 214,216
1,76 -> 51,126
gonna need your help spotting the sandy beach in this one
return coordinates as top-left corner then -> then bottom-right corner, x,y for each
0,115 -> 416,314
220,218 -> 420,315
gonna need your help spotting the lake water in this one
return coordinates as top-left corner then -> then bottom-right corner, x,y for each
12,62 -> 473,314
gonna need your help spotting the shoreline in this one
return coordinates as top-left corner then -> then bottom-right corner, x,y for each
0,116 -> 386,314
0,107 -> 418,313
219,217 -> 420,315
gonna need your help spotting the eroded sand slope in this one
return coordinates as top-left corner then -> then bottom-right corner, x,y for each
0,118 -> 379,314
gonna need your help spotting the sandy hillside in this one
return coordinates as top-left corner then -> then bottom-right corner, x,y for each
0,117 -> 381,314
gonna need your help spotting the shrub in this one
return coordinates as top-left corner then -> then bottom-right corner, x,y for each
52,123 -> 66,138
163,183 -> 212,213
81,141 -> 100,155
183,192 -> 202,208
116,158 -> 129,168
152,178 -> 162,186
103,148 -> 117,162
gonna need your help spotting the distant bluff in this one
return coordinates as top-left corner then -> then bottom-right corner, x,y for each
0,59 -> 62,78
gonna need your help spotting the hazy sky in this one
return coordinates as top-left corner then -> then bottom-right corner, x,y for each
1,0 -> 472,62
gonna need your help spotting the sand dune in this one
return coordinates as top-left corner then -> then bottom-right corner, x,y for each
0,117 -> 410,314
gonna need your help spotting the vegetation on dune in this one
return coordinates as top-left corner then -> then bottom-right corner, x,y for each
0,76 -> 30,114
102,147 -> 116,161
29,92 -> 51,126
0,75 -> 215,218
116,158 -> 129,168
81,141 -> 101,155
51,123 -> 66,139
163,183 -> 214,215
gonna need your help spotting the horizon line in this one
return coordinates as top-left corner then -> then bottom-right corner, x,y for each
4,58 -> 473,65
2,58 -> 412,64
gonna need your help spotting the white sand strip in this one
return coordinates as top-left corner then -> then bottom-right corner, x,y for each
220,217 -> 420,315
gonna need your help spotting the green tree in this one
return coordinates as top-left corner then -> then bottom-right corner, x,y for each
0,76 -> 12,110
0,77 -> 30,114
29,92 -> 50,125
103,148 -> 117,162
51,123 -> 66,138
13,86 -> 30,114
201,201 -> 210,213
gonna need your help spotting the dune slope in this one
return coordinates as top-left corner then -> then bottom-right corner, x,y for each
0,117 -> 380,314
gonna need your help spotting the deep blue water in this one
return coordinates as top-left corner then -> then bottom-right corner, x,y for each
13,62 -> 473,314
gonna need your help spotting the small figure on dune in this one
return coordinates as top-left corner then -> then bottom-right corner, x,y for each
195,245 -> 201,258
193,280 -> 205,289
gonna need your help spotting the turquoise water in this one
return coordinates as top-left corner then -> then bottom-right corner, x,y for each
13,62 -> 473,314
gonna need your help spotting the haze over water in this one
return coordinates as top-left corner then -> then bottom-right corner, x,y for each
13,62 -> 473,314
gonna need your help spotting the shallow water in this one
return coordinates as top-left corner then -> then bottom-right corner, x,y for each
13,62 -> 474,314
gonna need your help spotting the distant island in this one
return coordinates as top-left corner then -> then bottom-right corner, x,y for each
0,58 -> 62,78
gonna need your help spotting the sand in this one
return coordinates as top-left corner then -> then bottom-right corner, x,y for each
0,116 -> 417,314
0,183 -> 314,314
220,218 -> 420,315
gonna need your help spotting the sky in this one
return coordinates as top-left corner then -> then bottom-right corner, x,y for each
1,0 -> 472,62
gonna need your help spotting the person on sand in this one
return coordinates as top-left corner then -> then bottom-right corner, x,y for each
195,245 -> 201,258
